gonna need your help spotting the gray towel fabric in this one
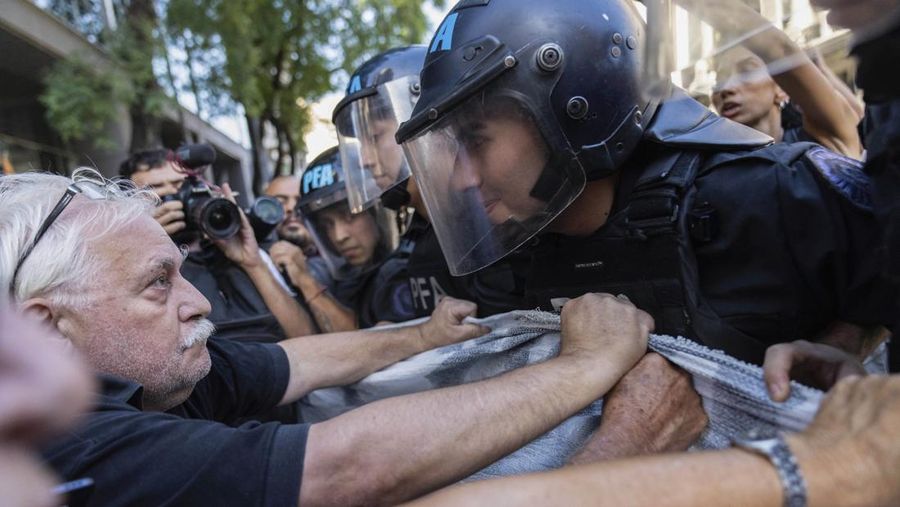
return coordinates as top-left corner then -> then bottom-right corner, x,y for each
298,310 -> 824,480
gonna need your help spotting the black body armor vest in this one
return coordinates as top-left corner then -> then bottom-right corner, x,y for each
404,214 -> 529,318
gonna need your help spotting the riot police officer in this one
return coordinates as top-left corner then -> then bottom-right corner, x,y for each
334,45 -> 529,318
296,147 -> 412,327
395,0 -> 897,364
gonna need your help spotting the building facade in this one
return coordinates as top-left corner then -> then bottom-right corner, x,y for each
654,0 -> 855,105
0,0 -> 254,199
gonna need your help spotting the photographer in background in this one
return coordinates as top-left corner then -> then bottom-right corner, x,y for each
119,148 -> 315,344
263,175 -> 318,257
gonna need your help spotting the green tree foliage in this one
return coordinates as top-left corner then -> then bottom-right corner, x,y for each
40,0 -> 172,152
165,0 -> 445,190
39,57 -> 132,149
40,0 -> 443,190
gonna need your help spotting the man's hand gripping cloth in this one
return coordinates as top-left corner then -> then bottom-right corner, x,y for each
298,310 -> 824,480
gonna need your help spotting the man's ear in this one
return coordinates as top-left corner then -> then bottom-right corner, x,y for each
19,298 -> 57,327
17,298 -> 80,356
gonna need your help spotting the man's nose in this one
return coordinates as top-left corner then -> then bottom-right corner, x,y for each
332,221 -> 351,243
361,142 -> 379,172
178,278 -> 212,322
282,198 -> 298,219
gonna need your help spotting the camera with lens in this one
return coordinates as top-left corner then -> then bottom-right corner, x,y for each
245,195 -> 284,243
163,144 -> 285,242
161,176 -> 242,240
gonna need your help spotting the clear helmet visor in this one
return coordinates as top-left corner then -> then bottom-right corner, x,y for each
301,199 -> 400,281
640,0 -> 853,115
401,94 -> 586,276
335,76 -> 418,214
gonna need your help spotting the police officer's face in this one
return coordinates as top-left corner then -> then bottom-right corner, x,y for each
360,117 -> 404,190
711,52 -> 786,127
130,162 -> 186,198
449,114 -> 549,225
317,204 -> 380,267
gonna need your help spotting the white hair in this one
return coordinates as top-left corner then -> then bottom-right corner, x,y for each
0,168 -> 159,307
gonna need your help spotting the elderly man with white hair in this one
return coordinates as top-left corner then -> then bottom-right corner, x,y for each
0,169 -> 665,506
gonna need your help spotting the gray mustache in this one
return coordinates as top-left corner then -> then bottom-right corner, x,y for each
183,319 -> 216,350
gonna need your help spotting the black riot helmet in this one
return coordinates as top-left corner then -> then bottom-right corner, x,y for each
297,147 -> 399,280
394,0 -> 658,276
333,46 -> 426,213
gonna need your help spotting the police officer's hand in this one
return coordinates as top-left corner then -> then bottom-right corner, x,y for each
810,0 -> 900,32
269,240 -> 310,287
152,200 -> 186,236
763,340 -> 866,402
787,374 -> 900,507
211,183 -> 263,269
418,297 -> 490,349
559,293 -> 652,379
569,353 -> 707,464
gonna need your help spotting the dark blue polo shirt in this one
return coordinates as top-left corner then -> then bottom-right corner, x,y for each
41,338 -> 308,506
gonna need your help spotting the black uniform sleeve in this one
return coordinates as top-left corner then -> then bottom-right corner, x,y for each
695,144 -> 898,345
777,150 -> 899,328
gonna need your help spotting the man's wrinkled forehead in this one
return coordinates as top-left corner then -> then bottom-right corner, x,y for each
88,215 -> 182,281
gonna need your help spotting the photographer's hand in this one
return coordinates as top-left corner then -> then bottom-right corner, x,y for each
212,184 -> 316,337
212,183 -> 263,270
153,200 -> 186,236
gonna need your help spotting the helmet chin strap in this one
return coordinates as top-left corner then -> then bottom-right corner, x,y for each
380,178 -> 412,210
528,152 -> 576,202
528,103 -> 648,201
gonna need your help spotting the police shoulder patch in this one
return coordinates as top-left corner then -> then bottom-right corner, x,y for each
805,145 -> 872,212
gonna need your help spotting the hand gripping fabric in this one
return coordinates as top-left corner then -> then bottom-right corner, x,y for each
298,310 -> 824,480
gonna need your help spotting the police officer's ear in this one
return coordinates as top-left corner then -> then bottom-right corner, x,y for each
775,86 -> 790,109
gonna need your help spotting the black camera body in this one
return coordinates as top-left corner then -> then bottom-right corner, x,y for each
166,143 -> 286,242
162,176 -> 242,240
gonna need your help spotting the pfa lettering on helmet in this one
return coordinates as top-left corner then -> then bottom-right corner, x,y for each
302,163 -> 336,194
298,147 -> 347,215
333,46 -> 427,214
394,0 -> 655,275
